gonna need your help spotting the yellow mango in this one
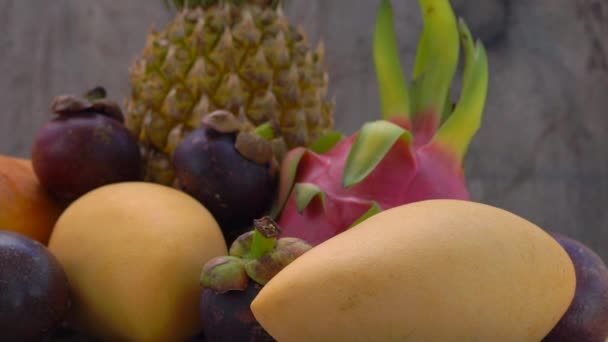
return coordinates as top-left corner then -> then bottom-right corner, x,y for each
252,199 -> 575,341
49,182 -> 227,342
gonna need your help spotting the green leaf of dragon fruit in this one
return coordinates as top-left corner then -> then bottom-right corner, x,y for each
343,120 -> 412,188
374,0 -> 410,120
294,183 -> 327,213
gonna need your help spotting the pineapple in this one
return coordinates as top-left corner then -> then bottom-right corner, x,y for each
125,0 -> 335,185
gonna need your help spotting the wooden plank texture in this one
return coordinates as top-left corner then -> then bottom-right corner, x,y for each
1,0 -> 607,261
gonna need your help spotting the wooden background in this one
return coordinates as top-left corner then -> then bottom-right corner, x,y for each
1,0 -> 607,260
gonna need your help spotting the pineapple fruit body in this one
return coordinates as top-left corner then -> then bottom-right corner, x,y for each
126,0 -> 334,185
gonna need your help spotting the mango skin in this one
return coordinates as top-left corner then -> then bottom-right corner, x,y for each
0,155 -> 63,244
252,199 -> 576,342
48,182 -> 228,342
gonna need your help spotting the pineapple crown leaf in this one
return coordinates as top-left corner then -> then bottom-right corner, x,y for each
165,0 -> 282,10
342,120 -> 412,188
294,183 -> 327,214
374,0 -> 410,121
433,19 -> 489,162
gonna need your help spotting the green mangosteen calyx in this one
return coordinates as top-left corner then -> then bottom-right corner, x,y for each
200,256 -> 249,294
200,216 -> 312,293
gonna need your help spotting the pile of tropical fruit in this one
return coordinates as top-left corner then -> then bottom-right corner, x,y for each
1,0 -> 607,341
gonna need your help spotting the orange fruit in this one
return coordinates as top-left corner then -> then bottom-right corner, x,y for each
0,155 -> 63,244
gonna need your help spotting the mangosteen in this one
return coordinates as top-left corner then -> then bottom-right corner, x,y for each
0,230 -> 71,342
199,217 -> 311,342
173,111 -> 278,243
543,232 -> 608,342
32,87 -> 142,202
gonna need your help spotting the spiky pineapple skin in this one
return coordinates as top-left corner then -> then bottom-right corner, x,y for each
126,2 -> 334,185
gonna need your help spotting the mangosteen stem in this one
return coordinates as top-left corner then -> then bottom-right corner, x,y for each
250,231 -> 275,259
84,86 -> 107,102
254,122 -> 275,141
249,216 -> 281,259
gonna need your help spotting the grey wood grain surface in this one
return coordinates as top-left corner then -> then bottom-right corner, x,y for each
1,0 -> 607,261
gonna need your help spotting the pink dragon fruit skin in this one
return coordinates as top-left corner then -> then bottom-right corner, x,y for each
277,120 -> 469,245
273,0 -> 489,246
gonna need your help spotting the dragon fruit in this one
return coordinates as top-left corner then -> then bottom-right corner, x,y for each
273,0 -> 489,245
